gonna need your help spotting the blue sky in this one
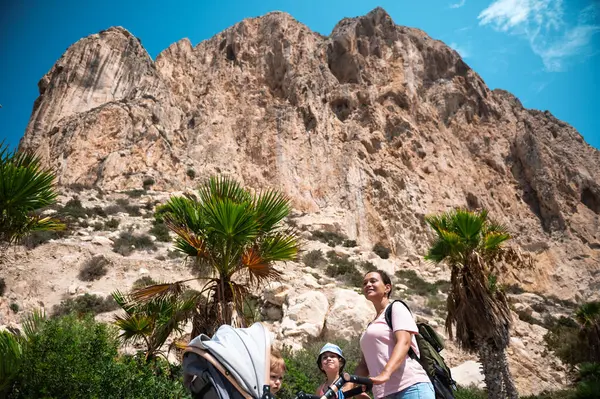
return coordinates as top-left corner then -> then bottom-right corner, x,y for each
1,0 -> 599,150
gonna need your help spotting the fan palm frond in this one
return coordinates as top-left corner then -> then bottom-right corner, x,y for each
253,189 -> 291,232
0,142 -> 64,245
163,216 -> 209,258
21,309 -> 46,339
0,331 -> 22,391
575,301 -> 600,328
240,247 -> 282,285
129,280 -> 193,303
198,175 -> 251,204
114,313 -> 153,344
203,197 -> 258,244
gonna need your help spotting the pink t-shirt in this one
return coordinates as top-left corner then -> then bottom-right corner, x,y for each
360,302 -> 430,399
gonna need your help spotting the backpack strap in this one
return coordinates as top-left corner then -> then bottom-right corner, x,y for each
384,300 -> 418,361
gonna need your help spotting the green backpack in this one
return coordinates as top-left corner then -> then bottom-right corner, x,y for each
385,300 -> 457,399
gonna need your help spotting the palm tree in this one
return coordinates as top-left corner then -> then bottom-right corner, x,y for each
112,289 -> 197,363
0,310 -> 45,395
132,176 -> 299,337
0,142 -> 64,248
424,209 -> 532,399
575,301 -> 600,363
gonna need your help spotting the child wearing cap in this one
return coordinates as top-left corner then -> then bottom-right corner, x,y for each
315,343 -> 348,398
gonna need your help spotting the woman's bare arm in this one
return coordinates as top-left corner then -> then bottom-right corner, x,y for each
354,353 -> 369,377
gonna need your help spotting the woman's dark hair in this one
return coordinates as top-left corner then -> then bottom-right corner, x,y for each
364,269 -> 393,298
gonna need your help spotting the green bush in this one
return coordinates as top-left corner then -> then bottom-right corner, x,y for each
52,293 -> 118,317
167,249 -> 184,259
91,205 -> 107,218
373,243 -> 390,259
279,337 -> 361,399
532,302 -> 548,314
144,200 -> 158,212
362,261 -> 377,272
125,204 -> 142,217
454,386 -> 488,399
105,218 -> 120,230
132,276 -> 157,290
143,178 -> 155,189
303,250 -> 326,268
79,255 -> 110,281
20,229 -> 69,249
10,303 -> 19,313
105,204 -> 124,215
343,239 -> 357,248
8,314 -> 190,398
545,316 -> 596,367
516,309 -> 545,327
93,221 -> 104,231
124,189 -> 145,198
311,230 -> 347,247
426,295 -> 447,314
521,389 -> 576,399
67,182 -> 89,193
112,231 -> 157,256
60,198 -> 89,219
395,269 -> 449,297
109,198 -> 142,217
186,168 -> 196,179
0,277 -> 5,296
150,220 -> 171,242
504,283 -> 525,294
575,362 -> 600,399
325,252 -> 363,287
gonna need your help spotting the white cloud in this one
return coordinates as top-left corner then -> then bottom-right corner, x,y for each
455,26 -> 472,32
450,42 -> 470,58
478,0 -> 600,71
450,0 -> 467,9
531,80 -> 550,93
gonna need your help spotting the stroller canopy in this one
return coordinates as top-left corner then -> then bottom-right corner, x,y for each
189,322 -> 271,398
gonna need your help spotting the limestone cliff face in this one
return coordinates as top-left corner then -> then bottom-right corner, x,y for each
19,8 -> 600,300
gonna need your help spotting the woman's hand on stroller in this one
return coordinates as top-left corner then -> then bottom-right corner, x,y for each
369,371 -> 391,385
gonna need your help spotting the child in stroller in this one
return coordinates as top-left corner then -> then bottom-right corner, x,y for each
269,348 -> 285,395
182,323 -> 372,399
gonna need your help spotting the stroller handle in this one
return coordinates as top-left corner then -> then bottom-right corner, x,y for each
342,373 -> 372,387
294,373 -> 373,399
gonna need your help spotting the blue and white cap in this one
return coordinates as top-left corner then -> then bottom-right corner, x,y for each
316,343 -> 346,366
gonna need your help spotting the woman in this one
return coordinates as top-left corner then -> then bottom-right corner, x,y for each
356,270 -> 434,399
315,343 -> 347,398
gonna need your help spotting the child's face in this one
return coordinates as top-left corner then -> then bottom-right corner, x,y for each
269,368 -> 284,394
320,352 -> 342,373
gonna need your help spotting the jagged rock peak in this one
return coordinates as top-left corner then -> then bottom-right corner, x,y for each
331,7 -> 395,35
18,7 -> 600,308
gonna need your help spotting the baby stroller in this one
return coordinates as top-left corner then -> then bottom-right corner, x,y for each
182,322 -> 372,399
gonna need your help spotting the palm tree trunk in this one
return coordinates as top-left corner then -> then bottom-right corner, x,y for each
191,311 -> 204,339
479,342 -> 504,399
499,349 -> 519,399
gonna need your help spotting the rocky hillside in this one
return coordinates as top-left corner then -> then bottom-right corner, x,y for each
0,187 -> 574,395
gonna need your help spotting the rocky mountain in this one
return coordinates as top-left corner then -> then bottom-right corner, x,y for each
20,7 -> 599,301
9,7 -> 600,395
